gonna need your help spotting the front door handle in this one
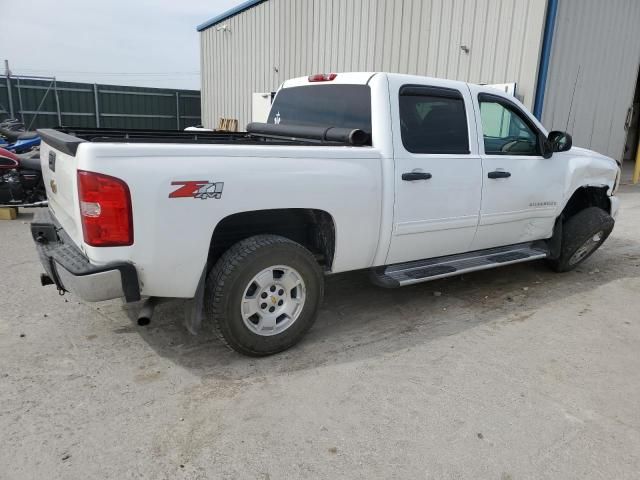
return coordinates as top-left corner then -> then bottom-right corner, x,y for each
402,172 -> 432,181
488,170 -> 511,179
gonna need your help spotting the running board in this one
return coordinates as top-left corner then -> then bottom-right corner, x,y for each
371,242 -> 549,288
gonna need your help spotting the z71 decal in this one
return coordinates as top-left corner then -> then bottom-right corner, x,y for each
169,181 -> 224,200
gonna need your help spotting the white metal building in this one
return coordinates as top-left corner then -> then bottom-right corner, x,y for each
198,0 -> 640,162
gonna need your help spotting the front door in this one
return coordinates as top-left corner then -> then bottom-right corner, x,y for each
469,89 -> 565,250
386,78 -> 483,265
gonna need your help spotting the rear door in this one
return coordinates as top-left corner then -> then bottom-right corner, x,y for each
386,77 -> 482,264
468,87 -> 565,250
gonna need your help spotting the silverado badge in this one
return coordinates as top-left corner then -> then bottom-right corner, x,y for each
169,181 -> 224,200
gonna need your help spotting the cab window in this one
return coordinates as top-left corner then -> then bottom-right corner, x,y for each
268,84 -> 372,133
399,86 -> 469,154
479,95 -> 540,155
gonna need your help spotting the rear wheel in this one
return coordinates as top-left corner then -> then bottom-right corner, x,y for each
205,235 -> 324,356
548,207 -> 614,273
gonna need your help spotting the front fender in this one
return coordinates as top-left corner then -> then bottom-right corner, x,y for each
559,149 -> 618,213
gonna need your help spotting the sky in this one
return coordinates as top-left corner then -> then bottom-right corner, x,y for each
0,0 -> 244,90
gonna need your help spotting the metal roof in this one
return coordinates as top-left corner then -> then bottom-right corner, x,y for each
196,0 -> 267,32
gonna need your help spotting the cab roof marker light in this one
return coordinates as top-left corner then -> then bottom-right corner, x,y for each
308,73 -> 337,82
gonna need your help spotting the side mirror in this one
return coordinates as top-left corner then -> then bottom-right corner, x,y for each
539,134 -> 553,159
548,130 -> 572,153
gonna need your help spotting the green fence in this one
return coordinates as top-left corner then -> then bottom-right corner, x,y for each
0,75 -> 201,130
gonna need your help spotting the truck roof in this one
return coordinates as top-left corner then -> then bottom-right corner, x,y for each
281,72 -> 514,99
282,72 -> 470,90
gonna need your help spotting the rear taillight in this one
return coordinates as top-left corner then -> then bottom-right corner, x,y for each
308,73 -> 337,82
77,170 -> 133,247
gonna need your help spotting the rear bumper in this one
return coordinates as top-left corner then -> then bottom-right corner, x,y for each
31,210 -> 140,302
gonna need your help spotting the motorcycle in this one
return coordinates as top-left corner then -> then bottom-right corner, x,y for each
0,118 -> 41,153
0,146 -> 47,208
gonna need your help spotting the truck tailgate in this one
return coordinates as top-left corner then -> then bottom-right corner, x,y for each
38,129 -> 87,247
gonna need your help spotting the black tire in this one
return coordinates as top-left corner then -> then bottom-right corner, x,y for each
548,207 -> 614,273
205,234 -> 324,356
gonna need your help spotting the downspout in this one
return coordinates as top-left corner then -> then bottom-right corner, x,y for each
533,0 -> 559,119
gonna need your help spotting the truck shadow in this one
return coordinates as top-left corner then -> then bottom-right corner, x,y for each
127,230 -> 640,381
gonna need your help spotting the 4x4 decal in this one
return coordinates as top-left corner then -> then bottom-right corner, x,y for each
169,181 -> 224,199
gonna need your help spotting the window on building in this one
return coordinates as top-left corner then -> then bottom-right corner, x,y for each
479,97 -> 540,155
399,87 -> 469,154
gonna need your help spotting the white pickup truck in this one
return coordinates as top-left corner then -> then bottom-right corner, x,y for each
32,72 -> 620,356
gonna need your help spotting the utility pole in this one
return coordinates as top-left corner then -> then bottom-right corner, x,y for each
4,59 -> 15,118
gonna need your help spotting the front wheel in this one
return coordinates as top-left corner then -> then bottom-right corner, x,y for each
205,235 -> 324,356
548,207 -> 614,273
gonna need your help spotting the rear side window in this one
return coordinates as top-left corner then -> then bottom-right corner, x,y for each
399,86 -> 469,154
268,85 -> 371,133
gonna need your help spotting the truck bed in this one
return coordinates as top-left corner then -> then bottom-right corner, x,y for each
38,127 -> 322,156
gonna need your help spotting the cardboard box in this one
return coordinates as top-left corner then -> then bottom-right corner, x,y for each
0,208 -> 18,220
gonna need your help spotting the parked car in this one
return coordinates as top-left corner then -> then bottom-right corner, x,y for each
30,72 -> 620,356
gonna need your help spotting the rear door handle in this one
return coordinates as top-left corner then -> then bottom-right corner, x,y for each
402,172 -> 432,181
488,170 -> 511,179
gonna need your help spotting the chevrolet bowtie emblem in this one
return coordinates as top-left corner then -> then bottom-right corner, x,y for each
50,179 -> 58,194
271,296 -> 277,304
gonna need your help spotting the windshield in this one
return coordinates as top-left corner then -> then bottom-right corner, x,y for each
267,84 -> 372,133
